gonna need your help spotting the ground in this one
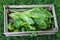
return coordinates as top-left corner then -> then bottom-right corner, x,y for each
0,0 -> 60,40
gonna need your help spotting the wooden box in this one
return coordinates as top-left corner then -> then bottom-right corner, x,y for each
4,5 -> 58,36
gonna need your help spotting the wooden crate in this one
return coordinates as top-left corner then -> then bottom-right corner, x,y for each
4,5 -> 58,36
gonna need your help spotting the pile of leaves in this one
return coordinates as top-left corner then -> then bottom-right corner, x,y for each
7,8 -> 53,32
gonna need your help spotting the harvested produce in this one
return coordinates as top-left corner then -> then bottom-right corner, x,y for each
7,8 -> 53,32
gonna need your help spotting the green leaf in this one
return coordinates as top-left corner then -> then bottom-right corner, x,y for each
14,29 -> 20,32
40,8 -> 53,18
7,23 -> 15,31
34,19 -> 47,29
14,20 -> 26,28
19,15 -> 34,24
29,8 -> 47,20
9,13 -> 19,20
28,25 -> 36,30
24,24 -> 36,30
10,12 -> 34,24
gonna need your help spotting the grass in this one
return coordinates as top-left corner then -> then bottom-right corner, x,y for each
0,0 -> 60,40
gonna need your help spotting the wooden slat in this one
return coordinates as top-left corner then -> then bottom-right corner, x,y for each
51,5 -> 58,31
4,6 -> 8,32
4,30 -> 57,34
4,32 -> 55,36
4,5 -> 53,8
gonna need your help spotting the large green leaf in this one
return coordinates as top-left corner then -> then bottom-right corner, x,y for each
31,8 -> 52,29
24,8 -> 42,18
29,8 -> 47,20
34,19 -> 47,29
19,14 -> 34,24
9,13 -> 19,20
9,12 -> 34,24
40,8 -> 53,18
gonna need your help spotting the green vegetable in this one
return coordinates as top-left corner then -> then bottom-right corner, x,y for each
14,20 -> 26,28
9,12 -> 34,24
27,8 -> 47,20
40,8 -> 52,18
24,24 -> 36,30
9,13 -> 19,20
20,15 -> 34,24
34,19 -> 47,29
9,8 -> 53,31
30,8 -> 52,29
14,29 -> 20,32
7,23 -> 15,31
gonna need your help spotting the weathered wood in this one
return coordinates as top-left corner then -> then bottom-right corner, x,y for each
9,9 -> 28,12
52,5 -> 58,31
4,32 -> 55,36
4,6 -> 8,32
5,5 -> 53,8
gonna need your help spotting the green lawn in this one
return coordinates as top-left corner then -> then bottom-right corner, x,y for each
0,0 -> 60,40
